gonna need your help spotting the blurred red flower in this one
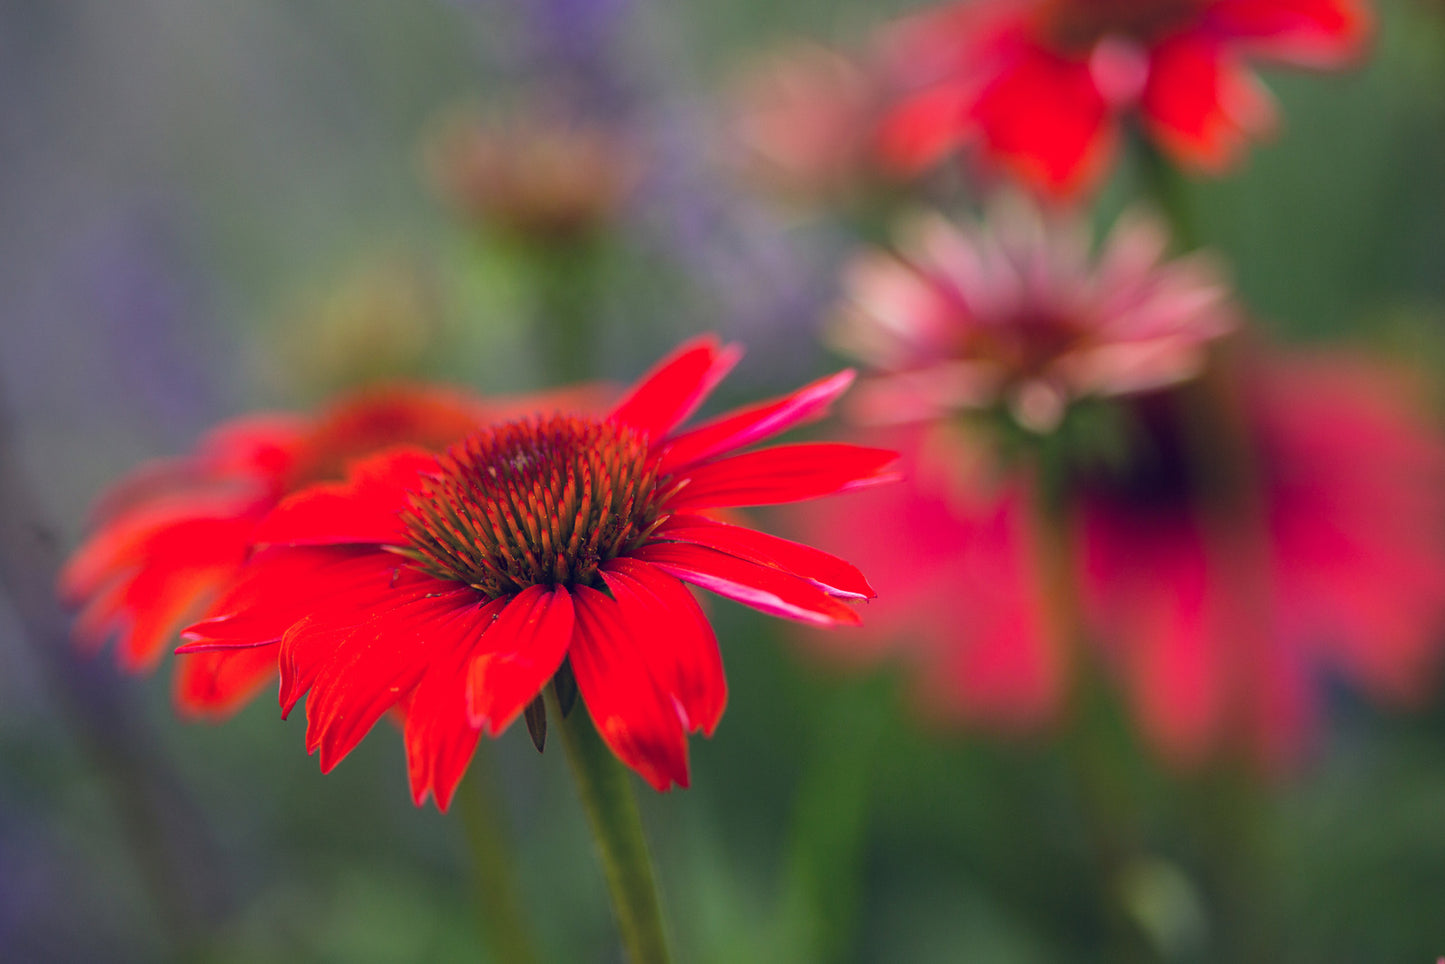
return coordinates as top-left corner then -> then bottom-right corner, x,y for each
876,0 -> 1371,196
60,384 -> 596,719
178,338 -> 895,808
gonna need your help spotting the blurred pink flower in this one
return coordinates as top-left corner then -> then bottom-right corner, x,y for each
874,0 -> 1372,197
837,203 -> 1235,432
795,351 -> 1445,768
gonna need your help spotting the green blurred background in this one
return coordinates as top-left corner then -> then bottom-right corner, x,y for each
2,1 -> 1444,961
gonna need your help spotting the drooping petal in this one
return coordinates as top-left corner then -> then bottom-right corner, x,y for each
667,443 -> 898,512
633,542 -> 863,627
252,447 -> 439,548
272,562 -> 459,716
601,558 -> 727,736
174,645 -> 279,720
302,588 -> 481,773
1207,0 -> 1371,67
657,515 -> 874,599
466,585 -> 576,736
609,335 -> 743,439
402,603 -> 504,811
659,370 -> 856,473
1141,36 -> 1276,172
568,585 -> 691,791
969,43 -> 1114,197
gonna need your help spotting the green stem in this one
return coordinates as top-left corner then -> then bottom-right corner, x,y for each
456,752 -> 543,964
527,237 -> 603,384
1132,134 -> 1199,252
546,685 -> 672,964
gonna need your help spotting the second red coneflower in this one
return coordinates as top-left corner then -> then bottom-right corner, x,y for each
180,337 -> 896,808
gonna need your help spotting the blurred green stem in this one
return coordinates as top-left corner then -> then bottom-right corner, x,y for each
1034,448 -> 1159,964
547,684 -> 672,964
527,237 -> 604,384
456,752 -> 543,964
1133,135 -> 1199,251
776,681 -> 886,963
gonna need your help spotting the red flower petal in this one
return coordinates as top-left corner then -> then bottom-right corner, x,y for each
659,370 -> 856,473
609,335 -> 743,439
633,541 -> 863,627
271,561 -> 457,717
969,43 -> 1114,197
667,443 -> 898,511
876,80 -> 975,175
1207,0 -> 1370,67
1141,36 -> 1275,172
657,514 -> 875,599
600,558 -> 727,736
568,585 -> 691,791
253,447 -> 439,548
402,605 -> 500,811
174,645 -> 279,720
180,546 -> 408,651
61,503 -> 258,670
303,588 -> 481,773
465,585 -> 576,736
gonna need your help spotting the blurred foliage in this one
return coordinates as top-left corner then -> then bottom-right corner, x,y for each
3,0 -> 1445,962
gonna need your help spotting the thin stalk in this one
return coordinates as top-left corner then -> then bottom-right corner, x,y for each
1133,134 -> 1200,251
546,685 -> 671,964
455,755 -> 543,964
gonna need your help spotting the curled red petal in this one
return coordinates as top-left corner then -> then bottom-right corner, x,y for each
252,447 -> 439,548
659,370 -> 856,473
465,585 -> 576,736
601,558 -> 727,736
609,336 -> 743,439
657,514 -> 874,599
667,443 -> 899,512
568,585 -> 691,791
633,542 -> 863,627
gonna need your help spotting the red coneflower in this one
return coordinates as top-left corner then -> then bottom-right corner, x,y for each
876,0 -> 1371,197
179,337 -> 896,808
60,384 -> 595,718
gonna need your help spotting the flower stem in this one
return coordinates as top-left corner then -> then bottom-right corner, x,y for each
546,684 -> 672,964
455,752 -> 543,964
1133,134 -> 1199,251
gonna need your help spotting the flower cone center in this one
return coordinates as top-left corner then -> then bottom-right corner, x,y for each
402,415 -> 671,596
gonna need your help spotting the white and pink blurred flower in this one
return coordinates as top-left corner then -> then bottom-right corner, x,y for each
836,202 -> 1236,432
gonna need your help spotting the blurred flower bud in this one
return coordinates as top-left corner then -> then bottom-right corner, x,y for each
426,108 -> 642,244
